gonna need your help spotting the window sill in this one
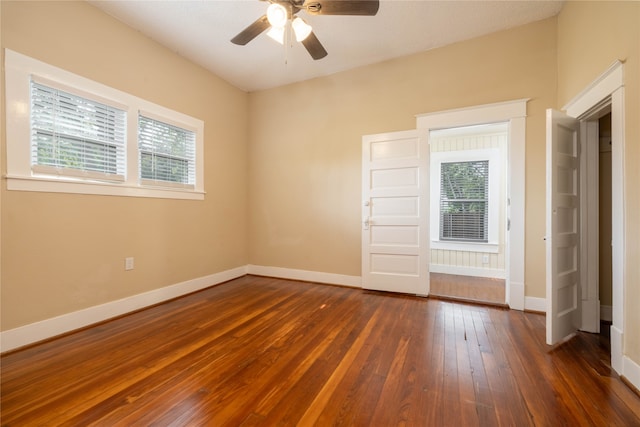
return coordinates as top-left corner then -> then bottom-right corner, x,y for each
430,240 -> 499,253
5,175 -> 205,200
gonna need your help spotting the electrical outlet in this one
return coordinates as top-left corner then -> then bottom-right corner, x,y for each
482,254 -> 489,264
125,257 -> 134,271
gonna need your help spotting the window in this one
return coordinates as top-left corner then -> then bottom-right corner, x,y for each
30,80 -> 127,181
138,114 -> 196,188
440,160 -> 489,242
5,49 -> 204,200
428,124 -> 505,252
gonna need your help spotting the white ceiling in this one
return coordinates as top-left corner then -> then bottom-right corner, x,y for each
89,0 -> 564,92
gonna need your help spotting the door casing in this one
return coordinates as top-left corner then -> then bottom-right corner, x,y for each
562,60 -> 625,374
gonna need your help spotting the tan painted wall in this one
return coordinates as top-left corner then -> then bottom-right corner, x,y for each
0,1 -> 249,330
557,0 -> 640,368
248,18 -> 558,299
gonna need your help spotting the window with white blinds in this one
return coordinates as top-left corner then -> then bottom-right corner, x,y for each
138,115 -> 195,188
439,160 -> 489,242
5,50 -> 204,200
30,81 -> 126,181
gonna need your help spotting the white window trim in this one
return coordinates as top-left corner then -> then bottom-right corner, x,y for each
430,148 -> 500,253
4,49 -> 205,200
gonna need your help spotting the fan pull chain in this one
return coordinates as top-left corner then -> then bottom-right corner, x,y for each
284,20 -> 291,66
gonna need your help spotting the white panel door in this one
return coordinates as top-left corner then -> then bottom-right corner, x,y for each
546,109 -> 581,345
362,130 -> 429,295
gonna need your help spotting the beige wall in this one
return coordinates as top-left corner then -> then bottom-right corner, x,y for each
0,1 -> 249,330
248,18 -> 557,299
557,0 -> 640,367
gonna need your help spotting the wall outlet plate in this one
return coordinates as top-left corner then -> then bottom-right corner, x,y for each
125,257 -> 134,271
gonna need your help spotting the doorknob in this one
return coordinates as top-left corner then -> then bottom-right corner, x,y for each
363,216 -> 370,230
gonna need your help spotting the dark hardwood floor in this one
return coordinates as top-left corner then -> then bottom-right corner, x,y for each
2,275 -> 639,426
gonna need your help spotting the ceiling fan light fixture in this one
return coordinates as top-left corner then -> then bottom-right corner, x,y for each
266,3 -> 288,28
292,17 -> 312,42
266,25 -> 285,44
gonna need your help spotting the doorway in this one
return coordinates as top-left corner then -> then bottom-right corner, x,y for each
547,60 -> 624,375
427,122 -> 508,306
417,99 -> 528,309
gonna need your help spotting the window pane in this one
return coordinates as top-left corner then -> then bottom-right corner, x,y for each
140,152 -> 188,184
30,81 -> 126,177
440,160 -> 489,242
138,115 -> 195,185
34,132 -> 118,174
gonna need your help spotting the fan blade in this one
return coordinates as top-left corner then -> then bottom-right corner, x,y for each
231,15 -> 270,45
303,0 -> 379,16
301,31 -> 328,60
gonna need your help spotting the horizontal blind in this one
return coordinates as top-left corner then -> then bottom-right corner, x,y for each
440,160 -> 489,242
30,80 -> 126,180
138,115 -> 196,188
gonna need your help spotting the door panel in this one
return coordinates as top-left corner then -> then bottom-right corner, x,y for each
362,130 -> 429,295
546,109 -> 581,345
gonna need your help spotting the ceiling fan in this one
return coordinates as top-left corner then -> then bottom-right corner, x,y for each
231,0 -> 380,60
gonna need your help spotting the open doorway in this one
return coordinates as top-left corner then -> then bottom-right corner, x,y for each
547,60 -> 624,375
416,99 -> 528,310
428,122 -> 508,306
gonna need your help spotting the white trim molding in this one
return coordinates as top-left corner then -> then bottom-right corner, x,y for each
0,266 -> 247,352
524,296 -> 546,313
563,61 -> 624,118
623,354 -> 640,393
247,265 -> 362,288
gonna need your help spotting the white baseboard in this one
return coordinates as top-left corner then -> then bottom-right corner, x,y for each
0,266 -> 248,353
600,304 -> 613,322
623,354 -> 640,392
429,264 -> 505,279
611,324 -> 623,374
524,296 -> 546,313
247,265 -> 362,288
520,301 -> 615,324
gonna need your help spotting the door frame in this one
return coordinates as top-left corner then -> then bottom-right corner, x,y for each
417,99 -> 528,310
562,60 -> 625,374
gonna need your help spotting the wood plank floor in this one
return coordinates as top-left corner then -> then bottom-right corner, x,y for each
2,275 -> 639,426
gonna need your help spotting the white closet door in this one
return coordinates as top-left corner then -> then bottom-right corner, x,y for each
362,130 -> 429,295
